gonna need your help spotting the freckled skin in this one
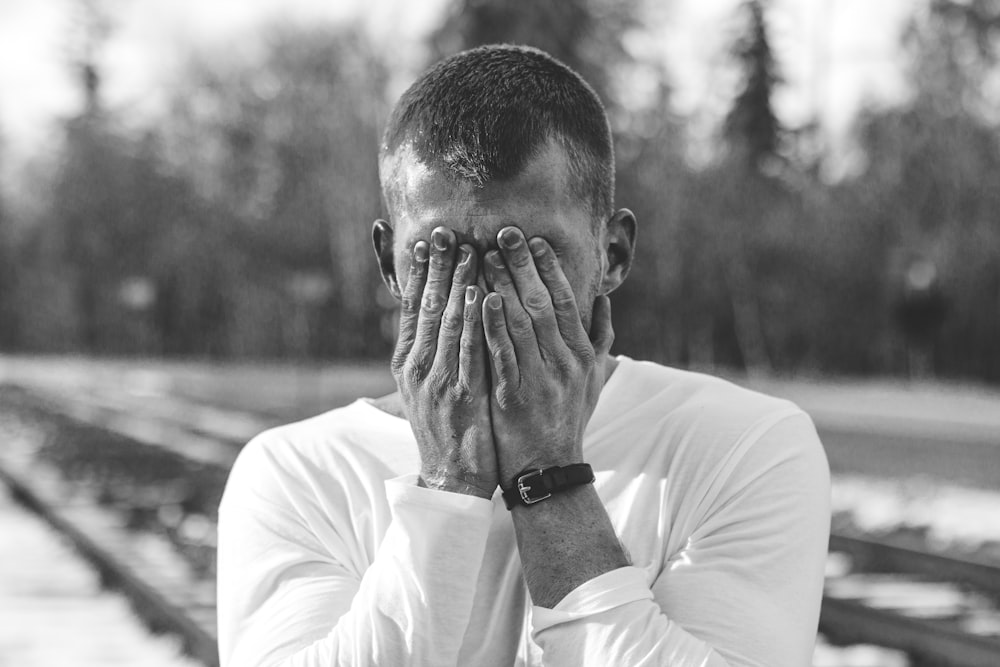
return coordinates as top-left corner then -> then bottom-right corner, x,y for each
382,141 -> 606,332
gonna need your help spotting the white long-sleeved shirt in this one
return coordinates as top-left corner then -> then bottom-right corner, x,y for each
217,357 -> 830,667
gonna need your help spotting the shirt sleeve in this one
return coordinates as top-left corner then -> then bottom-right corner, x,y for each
529,411 -> 831,667
217,436 -> 494,667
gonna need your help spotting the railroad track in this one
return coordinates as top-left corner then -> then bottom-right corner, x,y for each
822,534 -> 1000,667
0,402 -> 220,665
3,384 -> 1000,667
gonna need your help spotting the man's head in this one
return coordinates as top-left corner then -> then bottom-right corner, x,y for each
380,44 -> 613,221
373,44 -> 635,331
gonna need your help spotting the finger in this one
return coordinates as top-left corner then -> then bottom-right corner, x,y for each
436,244 -> 478,374
482,292 -> 520,390
485,250 -> 542,366
589,294 -> 615,358
410,227 -> 456,373
391,240 -> 429,375
497,227 -> 563,355
457,285 -> 487,391
527,237 -> 591,354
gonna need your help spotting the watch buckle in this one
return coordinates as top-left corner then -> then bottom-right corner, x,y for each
517,470 -> 551,505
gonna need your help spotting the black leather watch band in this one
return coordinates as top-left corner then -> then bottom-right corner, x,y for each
502,463 -> 595,510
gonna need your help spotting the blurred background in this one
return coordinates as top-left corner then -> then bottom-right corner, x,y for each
0,0 -> 995,377
0,0 -> 999,666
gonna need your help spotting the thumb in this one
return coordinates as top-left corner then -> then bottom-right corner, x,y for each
589,295 -> 614,358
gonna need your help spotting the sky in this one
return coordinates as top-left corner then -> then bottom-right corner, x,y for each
0,0 -> 914,164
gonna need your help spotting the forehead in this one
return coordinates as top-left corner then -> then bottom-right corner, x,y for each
382,142 -> 591,251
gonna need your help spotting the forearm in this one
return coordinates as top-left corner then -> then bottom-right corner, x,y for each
531,570 -> 730,667
525,414 -> 831,667
221,477 -> 493,667
512,488 -> 729,667
511,483 -> 629,608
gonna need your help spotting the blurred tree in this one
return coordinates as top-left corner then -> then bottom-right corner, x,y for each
430,0 -> 640,110
689,0 -> 788,375
904,0 -> 1000,121
0,140 -> 13,350
4,0 -> 999,385
723,0 -> 783,172
161,25 -> 389,358
611,82 -> 691,363
829,0 -> 1000,381
68,0 -> 113,114
31,0 -> 116,353
18,113 -> 228,356
5,0 -> 235,357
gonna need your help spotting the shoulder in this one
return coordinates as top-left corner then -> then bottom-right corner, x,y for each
597,357 -> 826,488
599,358 -> 829,539
221,400 -> 414,512
237,400 -> 388,467
602,357 -> 807,435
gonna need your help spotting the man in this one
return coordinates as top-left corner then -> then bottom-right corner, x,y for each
218,45 -> 830,667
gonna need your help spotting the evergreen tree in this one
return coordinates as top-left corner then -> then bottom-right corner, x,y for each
723,0 -> 782,171
0,139 -> 11,350
430,0 -> 637,110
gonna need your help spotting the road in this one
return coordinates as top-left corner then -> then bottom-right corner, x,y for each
2,355 -> 998,487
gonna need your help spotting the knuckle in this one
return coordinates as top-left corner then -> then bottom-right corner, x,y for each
511,386 -> 531,407
496,383 -> 528,409
390,353 -> 406,378
407,263 -> 426,285
400,294 -> 421,312
463,303 -> 479,323
409,257 -> 427,278
576,344 -> 597,366
440,310 -> 462,337
490,339 -> 512,360
422,290 -> 446,313
460,334 -> 479,358
486,310 -> 507,331
430,251 -> 451,272
446,384 -> 475,406
400,360 -> 425,385
508,311 -> 534,335
551,353 -> 576,375
551,287 -> 576,309
523,289 -> 551,313
535,249 -> 556,271
459,337 -> 474,359
508,250 -> 532,270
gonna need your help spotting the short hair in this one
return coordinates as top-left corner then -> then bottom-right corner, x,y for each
380,44 -> 614,221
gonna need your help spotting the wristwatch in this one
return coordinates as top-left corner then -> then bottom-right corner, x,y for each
502,463 -> 595,510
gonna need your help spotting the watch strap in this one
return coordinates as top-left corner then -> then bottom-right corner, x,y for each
502,463 -> 595,510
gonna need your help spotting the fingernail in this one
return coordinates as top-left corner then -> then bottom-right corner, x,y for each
458,246 -> 471,266
413,241 -> 428,262
465,286 -> 477,304
488,252 -> 505,269
432,228 -> 449,250
500,227 -> 521,249
487,293 -> 502,310
529,238 -> 546,257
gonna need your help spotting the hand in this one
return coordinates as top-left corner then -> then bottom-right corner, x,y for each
482,226 -> 614,489
392,226 -> 498,499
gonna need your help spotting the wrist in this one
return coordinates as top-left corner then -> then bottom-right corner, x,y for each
499,452 -> 584,492
418,471 -> 495,500
501,463 -> 594,510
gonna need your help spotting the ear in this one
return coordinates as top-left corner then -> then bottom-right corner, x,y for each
372,219 -> 401,300
599,208 -> 637,295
